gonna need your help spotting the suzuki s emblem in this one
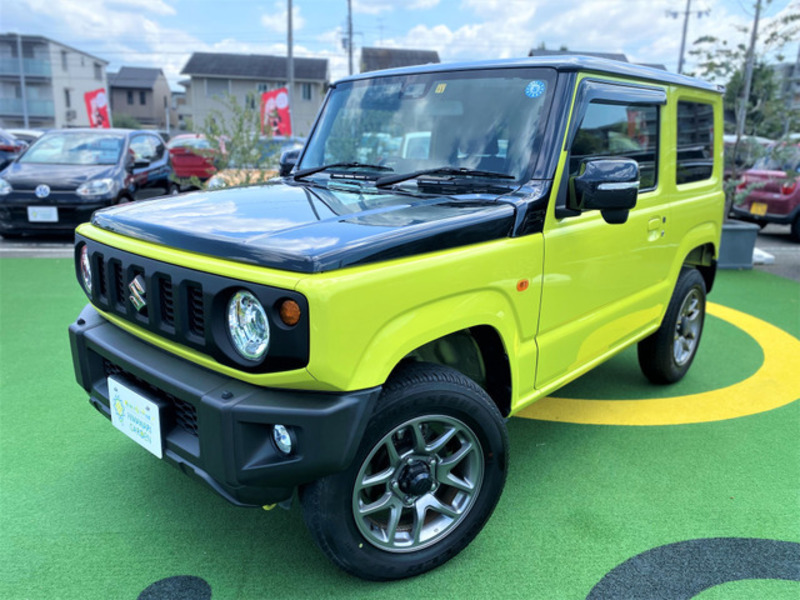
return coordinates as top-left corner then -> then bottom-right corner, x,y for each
35,184 -> 50,199
128,275 -> 147,312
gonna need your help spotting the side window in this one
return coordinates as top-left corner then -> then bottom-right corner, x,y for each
130,136 -> 155,161
677,101 -> 714,184
570,101 -> 659,190
150,135 -> 165,160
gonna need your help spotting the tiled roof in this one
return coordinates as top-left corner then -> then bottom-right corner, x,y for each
181,52 -> 328,81
360,47 -> 440,73
108,67 -> 164,89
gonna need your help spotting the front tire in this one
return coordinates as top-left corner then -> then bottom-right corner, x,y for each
790,215 -> 800,243
301,362 -> 508,581
638,267 -> 707,384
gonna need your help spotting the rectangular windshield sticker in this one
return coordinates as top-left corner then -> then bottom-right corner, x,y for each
435,83 -> 447,94
525,80 -> 546,98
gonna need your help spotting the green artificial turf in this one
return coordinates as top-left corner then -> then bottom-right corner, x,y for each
0,260 -> 798,599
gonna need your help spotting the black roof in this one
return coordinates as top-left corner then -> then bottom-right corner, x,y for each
338,55 -> 721,94
360,47 -> 440,73
181,52 -> 328,81
108,67 -> 164,89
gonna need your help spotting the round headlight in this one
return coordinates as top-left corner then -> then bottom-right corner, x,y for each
80,245 -> 92,294
227,290 -> 270,360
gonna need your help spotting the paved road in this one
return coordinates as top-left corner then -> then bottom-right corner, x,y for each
2,223 -> 799,283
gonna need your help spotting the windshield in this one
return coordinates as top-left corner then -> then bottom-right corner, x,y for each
299,68 -> 556,184
21,131 -> 125,165
753,144 -> 800,174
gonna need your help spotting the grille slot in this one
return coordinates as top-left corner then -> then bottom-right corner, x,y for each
187,284 -> 205,336
159,278 -> 175,326
97,255 -> 107,298
113,261 -> 125,307
102,359 -> 199,437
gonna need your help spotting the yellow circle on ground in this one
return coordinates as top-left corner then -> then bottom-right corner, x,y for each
516,303 -> 800,426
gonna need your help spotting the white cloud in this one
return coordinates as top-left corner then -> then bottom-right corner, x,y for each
106,0 -> 176,16
261,1 -> 306,33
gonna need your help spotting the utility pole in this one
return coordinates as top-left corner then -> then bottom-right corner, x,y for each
736,0 -> 762,141
347,0 -> 354,76
287,0 -> 294,136
667,0 -> 710,74
677,0 -> 691,74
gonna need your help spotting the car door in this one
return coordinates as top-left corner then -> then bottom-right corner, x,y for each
130,133 -> 171,199
535,79 -> 673,391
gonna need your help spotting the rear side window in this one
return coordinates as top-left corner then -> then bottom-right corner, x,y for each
677,101 -> 714,184
570,102 -> 659,189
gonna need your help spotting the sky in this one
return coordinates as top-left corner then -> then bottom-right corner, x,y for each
2,0 -> 798,90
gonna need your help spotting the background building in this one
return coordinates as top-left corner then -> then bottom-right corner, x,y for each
0,33 -> 108,129
107,66 -> 176,131
180,52 -> 328,137
359,47 -> 440,73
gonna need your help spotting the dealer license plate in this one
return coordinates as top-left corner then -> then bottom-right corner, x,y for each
108,376 -> 163,458
27,206 -> 59,222
750,202 -> 768,216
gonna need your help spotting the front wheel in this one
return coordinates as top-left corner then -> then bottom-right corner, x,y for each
790,215 -> 800,243
638,267 -> 707,384
301,363 -> 508,580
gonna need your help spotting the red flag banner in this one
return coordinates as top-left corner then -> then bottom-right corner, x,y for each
84,89 -> 110,128
260,87 -> 292,136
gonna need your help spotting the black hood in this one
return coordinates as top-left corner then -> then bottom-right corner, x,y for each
91,180 -> 519,273
3,162 -> 117,191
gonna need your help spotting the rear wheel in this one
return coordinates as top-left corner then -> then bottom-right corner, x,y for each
638,268 -> 707,384
301,362 -> 508,580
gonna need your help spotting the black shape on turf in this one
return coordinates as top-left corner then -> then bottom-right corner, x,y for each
588,538 -> 800,599
138,575 -> 212,600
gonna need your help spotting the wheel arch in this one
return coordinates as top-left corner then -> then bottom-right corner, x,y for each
392,325 -> 512,417
682,242 -> 717,293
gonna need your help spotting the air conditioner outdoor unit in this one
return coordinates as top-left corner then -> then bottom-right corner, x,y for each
66,109 -> 77,121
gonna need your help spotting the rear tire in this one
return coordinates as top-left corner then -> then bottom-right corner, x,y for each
300,362 -> 508,581
638,268 -> 707,384
790,215 -> 800,243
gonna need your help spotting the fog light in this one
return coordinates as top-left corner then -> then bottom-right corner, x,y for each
273,424 -> 293,455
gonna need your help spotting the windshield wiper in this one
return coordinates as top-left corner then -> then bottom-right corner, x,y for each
375,167 -> 515,188
293,162 -> 393,180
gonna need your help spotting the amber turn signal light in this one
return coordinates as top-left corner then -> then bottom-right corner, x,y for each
279,299 -> 302,326
517,279 -> 529,292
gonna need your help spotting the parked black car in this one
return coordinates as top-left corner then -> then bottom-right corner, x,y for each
0,128 -> 175,237
0,129 -> 27,171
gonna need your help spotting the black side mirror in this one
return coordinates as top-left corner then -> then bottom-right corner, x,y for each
569,158 -> 639,224
280,149 -> 301,177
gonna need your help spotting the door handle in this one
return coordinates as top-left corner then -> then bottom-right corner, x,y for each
648,217 -> 661,231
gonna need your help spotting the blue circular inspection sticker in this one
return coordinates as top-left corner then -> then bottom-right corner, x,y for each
525,80 -> 546,98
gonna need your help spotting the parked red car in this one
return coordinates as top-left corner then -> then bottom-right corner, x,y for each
731,142 -> 800,242
167,134 -> 224,183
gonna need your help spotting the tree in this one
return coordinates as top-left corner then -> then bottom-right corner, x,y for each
688,0 -> 799,138
723,61 -> 798,138
111,113 -> 142,129
178,92 -> 279,190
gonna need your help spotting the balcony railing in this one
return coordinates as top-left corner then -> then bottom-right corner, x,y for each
0,58 -> 52,78
0,98 -> 55,117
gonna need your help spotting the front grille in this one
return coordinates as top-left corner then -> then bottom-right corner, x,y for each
103,359 -> 199,437
77,235 -> 310,373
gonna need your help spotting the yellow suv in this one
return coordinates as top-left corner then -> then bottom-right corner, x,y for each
69,56 -> 723,580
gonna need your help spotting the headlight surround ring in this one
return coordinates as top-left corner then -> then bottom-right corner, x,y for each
79,245 -> 92,294
227,290 -> 270,361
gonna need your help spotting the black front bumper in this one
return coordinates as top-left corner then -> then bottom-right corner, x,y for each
69,304 -> 380,506
0,197 -> 109,234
